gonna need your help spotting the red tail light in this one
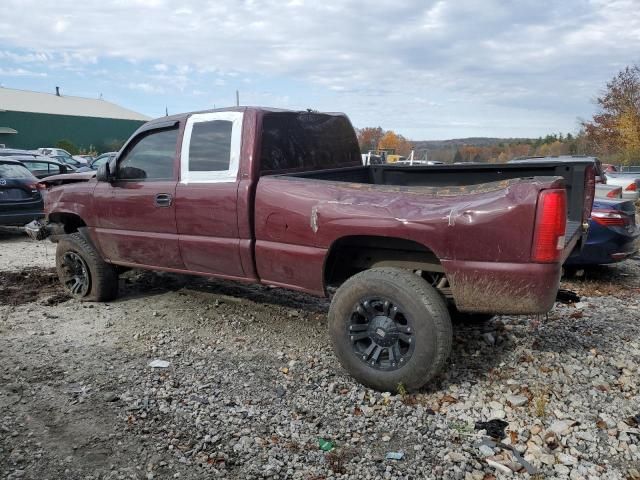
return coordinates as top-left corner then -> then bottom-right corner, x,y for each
606,187 -> 622,198
625,182 -> 637,191
591,209 -> 631,227
532,189 -> 567,263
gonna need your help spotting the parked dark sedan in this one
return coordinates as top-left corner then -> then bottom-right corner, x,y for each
5,155 -> 71,179
0,159 -> 44,226
565,197 -> 639,266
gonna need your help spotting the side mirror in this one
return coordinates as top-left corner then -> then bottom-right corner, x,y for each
96,162 -> 112,182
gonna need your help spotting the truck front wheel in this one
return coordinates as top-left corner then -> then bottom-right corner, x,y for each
55,232 -> 119,301
328,267 -> 452,392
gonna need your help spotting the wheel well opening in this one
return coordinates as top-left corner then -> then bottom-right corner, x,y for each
324,235 -> 444,289
48,213 -> 87,234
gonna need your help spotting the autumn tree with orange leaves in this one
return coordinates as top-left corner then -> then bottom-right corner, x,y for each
357,127 -> 413,156
356,127 -> 384,152
377,131 -> 413,156
583,65 -> 640,164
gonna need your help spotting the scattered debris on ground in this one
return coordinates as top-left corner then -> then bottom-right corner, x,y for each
1,233 -> 639,479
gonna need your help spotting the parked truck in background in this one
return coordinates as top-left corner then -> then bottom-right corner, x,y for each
28,107 -> 595,391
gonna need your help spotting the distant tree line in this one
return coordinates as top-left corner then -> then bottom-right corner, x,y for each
434,132 -> 591,164
54,138 -> 126,155
357,64 -> 640,165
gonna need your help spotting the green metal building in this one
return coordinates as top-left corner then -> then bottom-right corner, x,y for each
0,87 -> 149,152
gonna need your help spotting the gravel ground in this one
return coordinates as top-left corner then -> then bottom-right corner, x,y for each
1,230 -> 639,480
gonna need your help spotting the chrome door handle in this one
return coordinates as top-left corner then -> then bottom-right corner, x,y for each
154,193 -> 172,207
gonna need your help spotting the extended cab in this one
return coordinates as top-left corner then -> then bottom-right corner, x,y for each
29,107 -> 595,391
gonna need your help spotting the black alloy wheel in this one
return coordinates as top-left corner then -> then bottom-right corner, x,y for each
60,251 -> 91,297
348,297 -> 415,371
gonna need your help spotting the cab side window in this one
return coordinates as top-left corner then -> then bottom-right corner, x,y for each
189,120 -> 233,172
118,128 -> 178,181
179,112 -> 243,183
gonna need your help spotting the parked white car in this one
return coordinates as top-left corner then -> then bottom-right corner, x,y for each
595,183 -> 622,199
606,173 -> 640,200
37,147 -> 71,157
38,147 -> 88,165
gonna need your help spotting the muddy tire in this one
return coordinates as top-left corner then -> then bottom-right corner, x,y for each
56,232 -> 119,301
328,267 -> 452,392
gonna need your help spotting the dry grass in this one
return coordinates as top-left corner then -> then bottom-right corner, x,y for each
563,279 -> 639,299
325,447 -> 355,474
533,389 -> 549,418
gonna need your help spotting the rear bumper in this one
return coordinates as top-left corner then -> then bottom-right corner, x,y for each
566,234 -> 639,265
442,259 -> 561,315
0,198 -> 44,227
0,210 -> 44,227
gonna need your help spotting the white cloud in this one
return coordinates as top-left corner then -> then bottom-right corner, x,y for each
0,51 -> 50,63
53,18 -> 69,33
0,67 -> 47,77
127,82 -> 164,93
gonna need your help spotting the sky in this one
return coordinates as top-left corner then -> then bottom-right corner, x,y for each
0,0 -> 639,140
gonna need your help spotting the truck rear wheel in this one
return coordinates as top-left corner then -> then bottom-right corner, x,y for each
328,267 -> 452,392
56,232 -> 119,301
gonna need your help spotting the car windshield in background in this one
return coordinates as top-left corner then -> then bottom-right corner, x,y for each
92,154 -> 114,168
53,155 -> 82,166
0,162 -> 34,179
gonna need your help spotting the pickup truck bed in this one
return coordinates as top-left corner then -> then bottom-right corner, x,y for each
285,161 -> 590,248
257,168 -> 589,314
30,107 -> 594,391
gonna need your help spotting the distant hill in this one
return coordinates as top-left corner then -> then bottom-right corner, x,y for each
412,137 -> 533,149
410,137 -> 538,163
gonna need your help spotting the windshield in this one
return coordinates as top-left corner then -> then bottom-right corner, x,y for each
0,163 -> 34,179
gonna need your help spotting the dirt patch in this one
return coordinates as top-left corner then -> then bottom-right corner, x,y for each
0,267 -> 68,306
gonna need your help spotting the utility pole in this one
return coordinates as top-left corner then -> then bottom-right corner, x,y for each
236,90 -> 239,107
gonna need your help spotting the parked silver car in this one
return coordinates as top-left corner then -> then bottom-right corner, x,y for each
606,173 -> 640,200
595,183 -> 622,199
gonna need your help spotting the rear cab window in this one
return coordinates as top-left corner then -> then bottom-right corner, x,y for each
260,112 -> 361,175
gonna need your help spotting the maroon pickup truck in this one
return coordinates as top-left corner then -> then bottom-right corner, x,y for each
28,107 -> 595,391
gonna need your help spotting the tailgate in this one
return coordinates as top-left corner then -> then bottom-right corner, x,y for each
560,162 -> 596,259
